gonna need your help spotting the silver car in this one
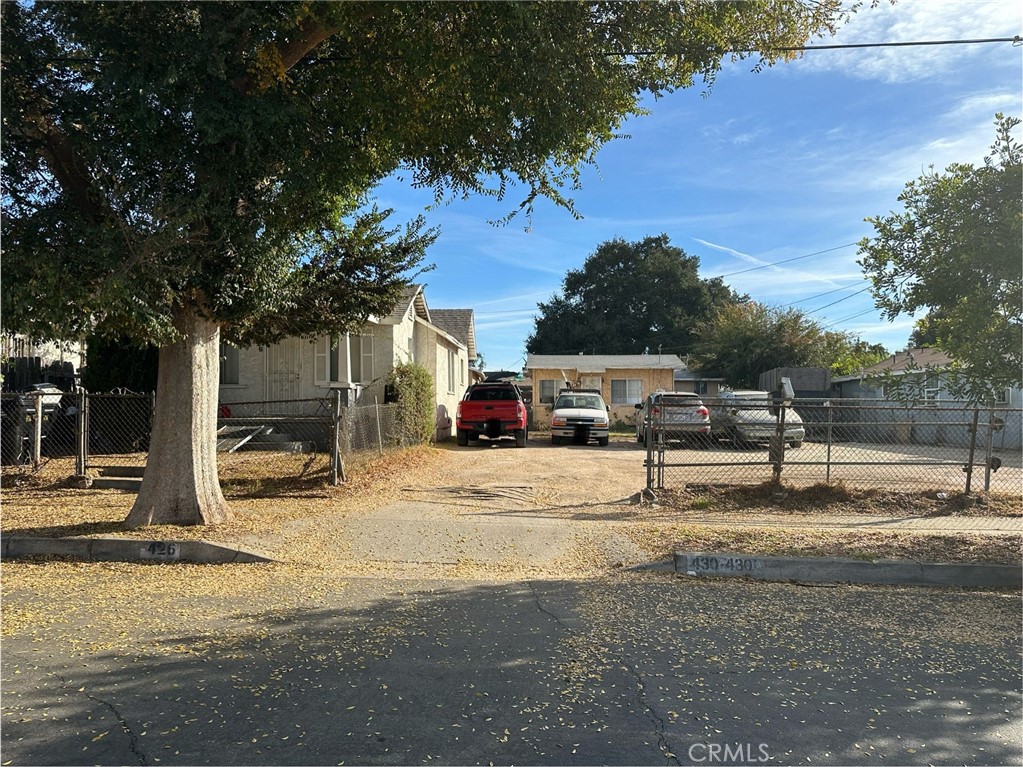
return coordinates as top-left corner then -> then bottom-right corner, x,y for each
635,391 -> 711,447
711,390 -> 805,448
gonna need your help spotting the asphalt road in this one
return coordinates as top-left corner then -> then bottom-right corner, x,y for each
2,566 -> 1020,766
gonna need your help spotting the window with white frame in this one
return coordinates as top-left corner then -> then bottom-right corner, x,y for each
539,379 -> 557,404
315,334 -> 374,385
352,334 -> 373,383
447,349 -> 456,393
219,342 -> 240,385
995,388 -> 1010,404
314,335 -> 343,385
923,387 -> 939,405
611,378 -> 644,405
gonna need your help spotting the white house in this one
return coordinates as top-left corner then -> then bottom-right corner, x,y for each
218,285 -> 476,440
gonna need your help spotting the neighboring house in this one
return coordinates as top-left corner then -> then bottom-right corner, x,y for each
219,285 -> 476,441
673,368 -> 725,397
1,332 -> 84,391
830,348 -> 1021,451
831,348 -> 1021,407
526,354 -> 684,425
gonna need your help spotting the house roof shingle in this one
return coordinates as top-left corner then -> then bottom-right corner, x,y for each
430,309 -> 477,361
833,348 -> 953,382
381,284 -> 429,324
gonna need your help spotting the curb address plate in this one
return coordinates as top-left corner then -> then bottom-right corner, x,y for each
140,541 -> 181,560
681,554 -> 764,574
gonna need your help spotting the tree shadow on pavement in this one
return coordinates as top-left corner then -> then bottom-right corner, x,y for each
2,575 -> 1020,766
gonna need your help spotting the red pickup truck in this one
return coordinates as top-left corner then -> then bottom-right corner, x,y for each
455,382 -> 529,448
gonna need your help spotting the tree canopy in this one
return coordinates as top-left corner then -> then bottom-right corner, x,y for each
0,1 -> 850,526
858,114 -> 1022,402
526,235 -> 742,356
691,302 -> 887,388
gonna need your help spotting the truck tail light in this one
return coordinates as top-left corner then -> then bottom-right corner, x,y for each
651,406 -> 660,416
456,402 -> 462,419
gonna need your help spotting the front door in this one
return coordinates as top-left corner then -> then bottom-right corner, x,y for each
266,338 -> 302,401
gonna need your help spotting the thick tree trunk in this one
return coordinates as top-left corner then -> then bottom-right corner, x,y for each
124,304 -> 231,528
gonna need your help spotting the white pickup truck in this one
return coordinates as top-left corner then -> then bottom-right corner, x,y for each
549,390 -> 610,446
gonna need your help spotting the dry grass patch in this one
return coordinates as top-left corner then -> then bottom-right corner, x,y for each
627,523 -> 1022,565
1,447 -> 453,544
661,481 -> 1021,517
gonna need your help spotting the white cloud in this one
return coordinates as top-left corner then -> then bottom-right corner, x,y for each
795,0 -> 1021,83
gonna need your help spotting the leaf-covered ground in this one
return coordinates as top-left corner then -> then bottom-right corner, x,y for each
1,449 -> 1020,570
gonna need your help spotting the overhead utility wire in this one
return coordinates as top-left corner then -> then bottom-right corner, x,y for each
620,36 -> 1021,56
823,308 -> 878,329
764,36 -> 1022,52
713,243 -> 857,278
45,35 -> 1023,65
804,285 -> 872,314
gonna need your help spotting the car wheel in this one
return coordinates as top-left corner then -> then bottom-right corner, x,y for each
515,429 -> 527,448
456,429 -> 468,447
789,440 -> 802,449
551,436 -> 560,445
597,436 -> 609,447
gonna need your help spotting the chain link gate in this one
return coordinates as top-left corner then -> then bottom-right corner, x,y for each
644,395 -> 1021,495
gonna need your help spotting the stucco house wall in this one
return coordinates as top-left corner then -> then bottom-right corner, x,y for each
526,354 -> 683,429
219,286 -> 476,441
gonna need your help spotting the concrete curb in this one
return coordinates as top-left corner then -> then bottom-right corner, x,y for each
668,551 -> 1022,588
1,536 -> 272,565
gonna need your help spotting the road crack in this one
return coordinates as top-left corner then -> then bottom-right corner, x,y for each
57,673 -> 148,765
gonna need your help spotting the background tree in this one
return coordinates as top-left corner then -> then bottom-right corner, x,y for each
691,302 -> 886,388
1,1 -> 849,527
527,235 -> 743,356
859,114 -> 1022,402
80,336 -> 160,394
907,311 -> 946,349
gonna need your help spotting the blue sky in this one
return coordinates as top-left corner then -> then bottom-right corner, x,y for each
375,0 -> 1022,372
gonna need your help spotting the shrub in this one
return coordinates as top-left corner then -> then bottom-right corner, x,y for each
388,362 -> 435,446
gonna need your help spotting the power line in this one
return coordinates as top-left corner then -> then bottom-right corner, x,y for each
711,243 -> 857,278
766,36 -> 1022,52
788,283 -> 864,305
621,36 -> 1022,56
822,308 -> 879,329
804,285 -> 872,314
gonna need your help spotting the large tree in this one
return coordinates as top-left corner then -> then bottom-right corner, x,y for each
526,235 -> 742,356
858,114 -> 1022,402
691,302 -> 886,388
2,1 -> 849,527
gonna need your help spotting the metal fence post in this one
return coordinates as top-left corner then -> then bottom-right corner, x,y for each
645,395 -> 655,490
984,407 -> 996,492
31,393 -> 43,468
375,396 -> 383,455
825,400 -> 833,483
330,389 -> 346,485
75,389 -> 87,476
770,402 -> 787,482
964,408 -> 979,494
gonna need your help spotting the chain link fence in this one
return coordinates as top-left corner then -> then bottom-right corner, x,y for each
644,396 -> 1022,495
2,391 -> 402,487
